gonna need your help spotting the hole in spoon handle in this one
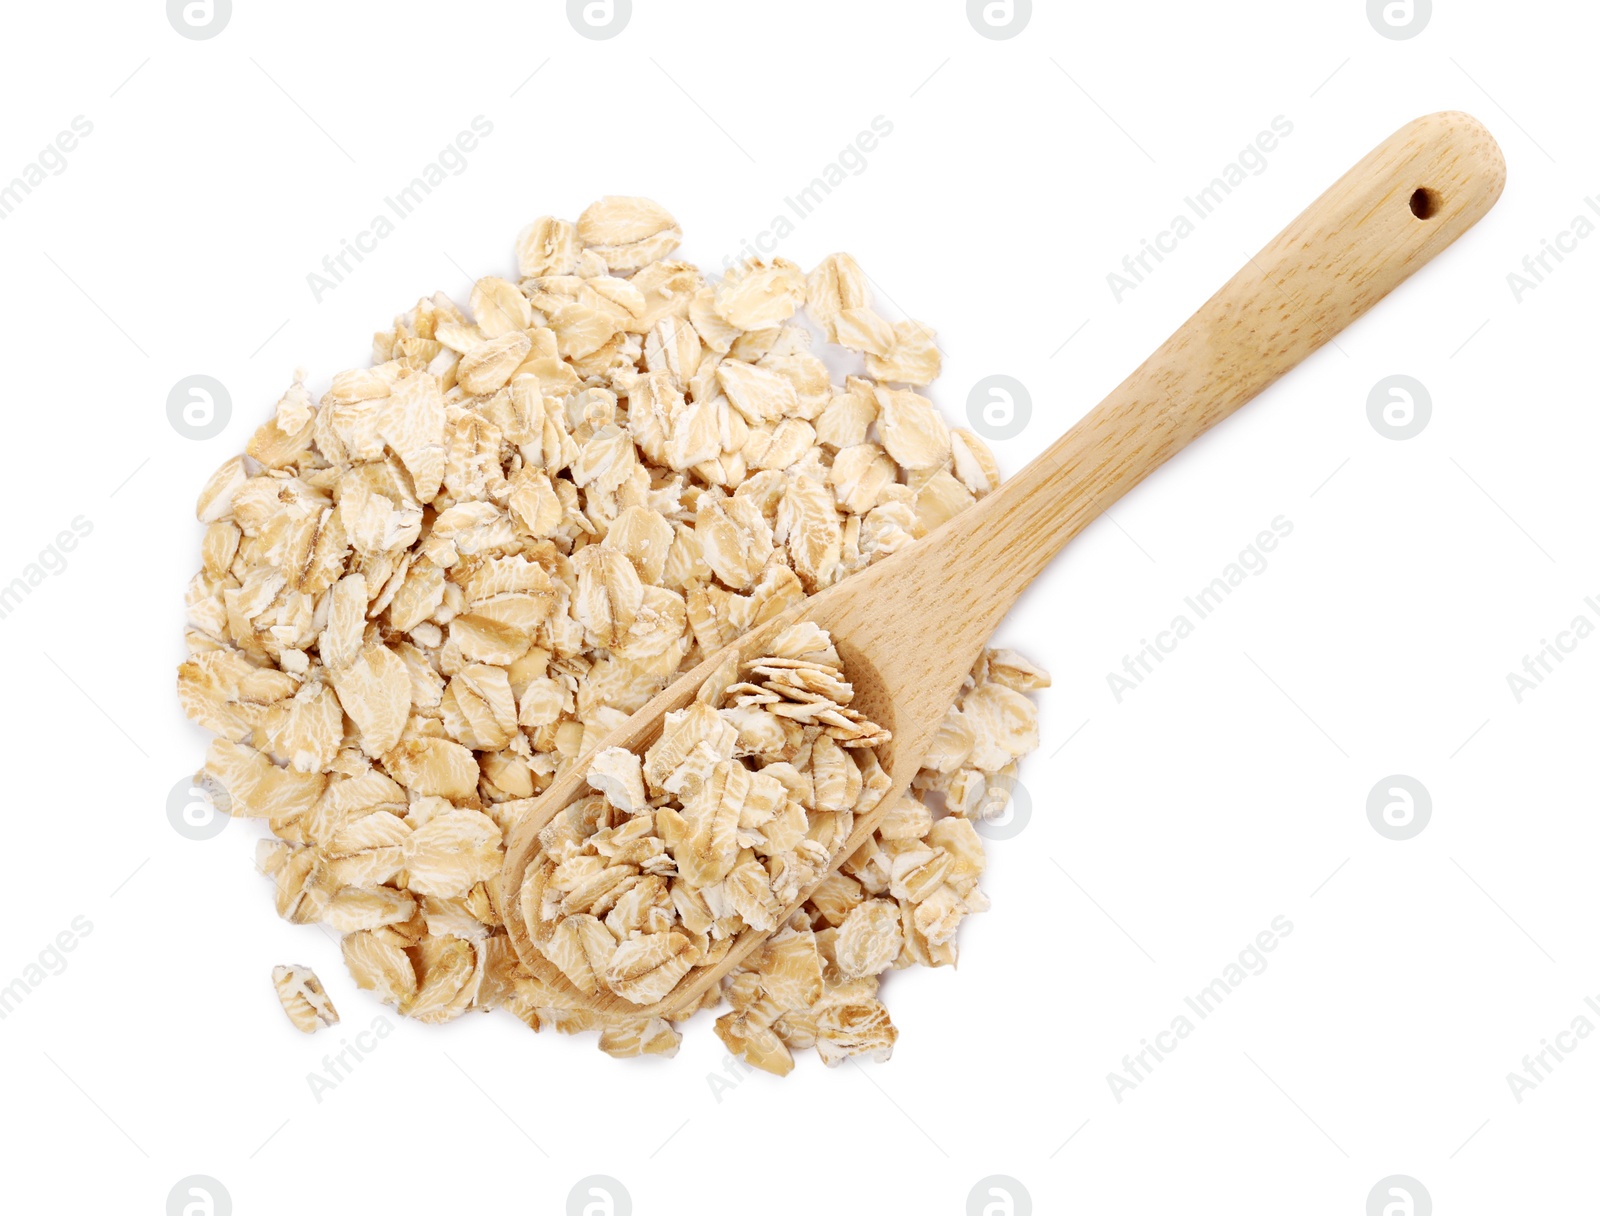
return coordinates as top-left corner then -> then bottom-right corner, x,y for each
1410,186 -> 1441,219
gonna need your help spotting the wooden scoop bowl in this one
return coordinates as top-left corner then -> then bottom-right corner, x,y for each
500,111 -> 1505,1019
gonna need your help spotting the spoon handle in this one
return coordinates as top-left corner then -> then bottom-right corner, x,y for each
964,111 -> 1504,616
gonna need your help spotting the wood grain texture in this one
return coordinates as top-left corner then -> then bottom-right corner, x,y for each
498,111 -> 1505,1019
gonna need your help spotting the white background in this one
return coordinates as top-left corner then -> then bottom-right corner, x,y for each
2,1 -> 1594,1212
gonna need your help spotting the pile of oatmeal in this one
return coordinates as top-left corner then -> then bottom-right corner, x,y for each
179,197 -> 1047,1073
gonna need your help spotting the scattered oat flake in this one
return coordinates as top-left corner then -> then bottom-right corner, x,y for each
273,964 -> 340,1033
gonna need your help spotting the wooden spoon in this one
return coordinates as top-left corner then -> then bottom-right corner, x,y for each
500,110 -> 1505,1019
